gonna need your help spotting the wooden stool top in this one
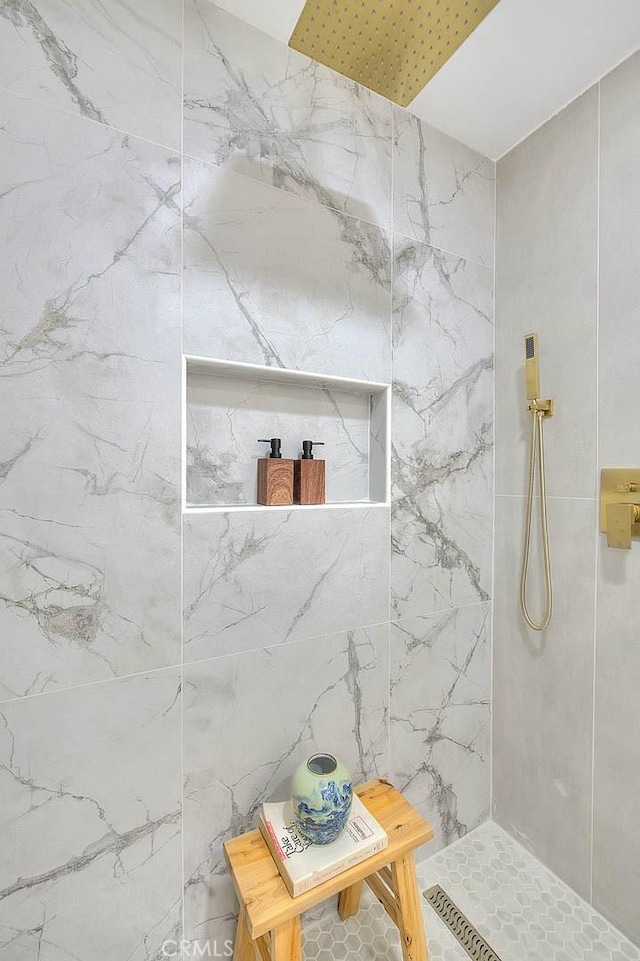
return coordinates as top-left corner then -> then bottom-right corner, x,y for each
224,778 -> 434,939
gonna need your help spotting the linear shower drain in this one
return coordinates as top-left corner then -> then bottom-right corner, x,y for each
423,885 -> 503,961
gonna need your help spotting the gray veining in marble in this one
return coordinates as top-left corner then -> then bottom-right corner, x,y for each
183,625 -> 389,947
0,95 -> 181,700
184,0 -> 392,229
392,238 -> 493,620
393,108 -> 495,267
187,373 -> 371,507
0,668 -> 182,960
183,506 -> 390,662
390,603 -> 490,855
183,159 -> 392,382
0,0 -> 182,149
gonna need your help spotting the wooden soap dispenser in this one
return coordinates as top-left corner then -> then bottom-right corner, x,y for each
257,438 -> 294,505
294,440 -> 325,505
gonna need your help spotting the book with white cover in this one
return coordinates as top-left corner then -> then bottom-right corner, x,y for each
259,793 -> 388,897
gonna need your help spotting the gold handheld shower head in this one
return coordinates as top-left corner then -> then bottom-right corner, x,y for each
524,333 -> 540,401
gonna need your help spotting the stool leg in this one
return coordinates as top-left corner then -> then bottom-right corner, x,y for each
271,917 -> 302,961
233,908 -> 257,961
391,854 -> 428,961
338,880 -> 363,920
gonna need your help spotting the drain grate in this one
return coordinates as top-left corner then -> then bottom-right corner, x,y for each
423,885 -> 503,961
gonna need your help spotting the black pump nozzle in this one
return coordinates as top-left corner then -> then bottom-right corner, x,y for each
301,440 -> 324,460
258,438 -> 282,459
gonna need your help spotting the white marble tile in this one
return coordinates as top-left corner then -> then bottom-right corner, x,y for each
182,626 -> 389,947
183,159 -> 392,382
184,0 -> 392,229
593,51 -> 640,945
0,669 -> 182,960
0,95 -> 181,700
183,506 -> 390,662
0,0 -> 182,149
187,373 -> 370,507
390,604 -> 491,855
392,239 -> 493,619
393,108 -> 495,267
495,85 -> 598,498
493,495 -> 597,900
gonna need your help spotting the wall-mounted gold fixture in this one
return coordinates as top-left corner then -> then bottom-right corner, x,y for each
600,469 -> 640,549
289,0 -> 502,107
520,333 -> 554,632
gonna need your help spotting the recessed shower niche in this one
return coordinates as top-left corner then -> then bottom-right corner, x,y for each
184,357 -> 390,510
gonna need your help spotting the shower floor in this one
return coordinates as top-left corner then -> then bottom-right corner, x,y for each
302,821 -> 639,961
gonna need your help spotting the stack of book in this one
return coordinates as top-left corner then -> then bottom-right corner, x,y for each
259,794 -> 388,897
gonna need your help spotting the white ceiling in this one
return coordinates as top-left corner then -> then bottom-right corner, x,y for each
213,0 -> 640,159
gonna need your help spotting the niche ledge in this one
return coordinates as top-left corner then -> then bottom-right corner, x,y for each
183,356 -> 390,511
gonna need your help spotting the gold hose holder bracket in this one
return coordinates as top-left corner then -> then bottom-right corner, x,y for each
600,469 -> 640,549
528,398 -> 554,417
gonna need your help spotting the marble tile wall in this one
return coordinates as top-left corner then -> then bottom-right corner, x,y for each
0,0 -> 182,149
390,112 -> 494,856
0,94 -> 182,703
183,508 -> 390,662
494,50 -> 640,946
182,158 -> 393,380
0,2 -> 495,958
183,0 -> 392,228
390,604 -> 491,854
0,670 -> 183,959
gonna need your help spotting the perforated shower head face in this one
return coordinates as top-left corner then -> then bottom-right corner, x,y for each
288,0 -> 502,107
524,332 -> 540,401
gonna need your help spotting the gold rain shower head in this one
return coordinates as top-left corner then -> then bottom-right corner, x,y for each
289,0 -> 501,107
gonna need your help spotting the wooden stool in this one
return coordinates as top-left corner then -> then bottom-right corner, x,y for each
224,778 -> 434,961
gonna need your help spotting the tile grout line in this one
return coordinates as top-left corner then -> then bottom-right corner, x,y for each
180,0 -> 186,946
179,149 -> 394,237
0,83 -> 182,156
0,598 -> 491,708
383,223 -> 493,271
0,66 -> 497,276
589,78 -> 602,908
388,100 -> 394,783
179,150 -> 491,272
490,153 -> 497,825
0,660 -> 186,707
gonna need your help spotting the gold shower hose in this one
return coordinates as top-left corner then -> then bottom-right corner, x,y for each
520,407 -> 553,631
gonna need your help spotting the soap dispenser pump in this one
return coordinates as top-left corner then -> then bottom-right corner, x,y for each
294,440 -> 325,505
257,438 -> 294,505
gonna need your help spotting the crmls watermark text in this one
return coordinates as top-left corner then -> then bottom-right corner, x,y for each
162,940 -> 234,958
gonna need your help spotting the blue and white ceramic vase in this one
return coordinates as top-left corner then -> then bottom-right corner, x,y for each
291,752 -> 353,845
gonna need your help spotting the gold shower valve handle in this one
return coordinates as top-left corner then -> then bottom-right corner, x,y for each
606,504 -> 640,550
600,469 -> 640,549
